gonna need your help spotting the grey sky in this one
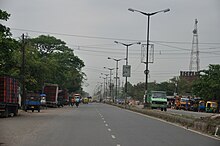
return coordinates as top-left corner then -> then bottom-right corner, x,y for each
1,0 -> 220,94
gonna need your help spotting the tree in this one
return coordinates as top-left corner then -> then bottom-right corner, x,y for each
28,35 -> 85,92
0,10 -> 20,77
192,64 -> 220,101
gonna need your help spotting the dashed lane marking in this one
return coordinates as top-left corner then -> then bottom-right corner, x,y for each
108,128 -> 111,131
111,135 -> 116,139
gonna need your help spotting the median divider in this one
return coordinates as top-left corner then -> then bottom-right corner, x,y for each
107,102 -> 220,139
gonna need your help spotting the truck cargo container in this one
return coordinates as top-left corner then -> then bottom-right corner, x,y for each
0,76 -> 19,117
43,84 -> 59,107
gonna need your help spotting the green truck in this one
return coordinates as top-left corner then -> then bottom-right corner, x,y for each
144,91 -> 167,111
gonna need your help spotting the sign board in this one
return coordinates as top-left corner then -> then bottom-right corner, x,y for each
141,44 -> 154,63
123,65 -> 131,77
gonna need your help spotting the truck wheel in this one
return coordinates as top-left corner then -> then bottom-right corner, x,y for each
161,108 -> 163,111
164,108 -> 167,112
38,109 -> 40,112
32,110 -> 34,112
14,107 -> 18,116
4,108 -> 9,118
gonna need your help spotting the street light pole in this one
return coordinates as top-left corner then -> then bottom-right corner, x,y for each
128,8 -> 170,100
114,41 -> 141,106
108,57 -> 126,102
101,73 -> 109,99
104,67 -> 114,99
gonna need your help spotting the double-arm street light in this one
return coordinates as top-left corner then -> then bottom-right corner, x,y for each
100,73 -> 109,99
104,67 -> 114,98
108,57 -> 126,102
114,41 -> 141,105
128,8 -> 170,98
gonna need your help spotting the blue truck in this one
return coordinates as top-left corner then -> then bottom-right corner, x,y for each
25,93 -> 41,112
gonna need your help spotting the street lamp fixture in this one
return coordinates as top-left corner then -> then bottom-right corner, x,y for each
114,41 -> 141,106
128,8 -> 170,104
107,57 -> 126,103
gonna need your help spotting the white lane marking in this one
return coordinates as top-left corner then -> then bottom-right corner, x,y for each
117,144 -> 121,146
104,121 -> 106,123
111,135 -> 116,139
108,128 -> 111,131
102,117 -> 104,120
105,124 -> 108,127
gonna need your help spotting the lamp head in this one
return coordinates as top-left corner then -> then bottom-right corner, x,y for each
164,8 -> 170,13
128,8 -> 135,12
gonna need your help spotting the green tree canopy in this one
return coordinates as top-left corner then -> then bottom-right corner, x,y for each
0,10 -> 20,77
192,64 -> 220,101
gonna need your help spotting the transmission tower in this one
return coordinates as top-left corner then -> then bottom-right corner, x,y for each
189,19 -> 200,72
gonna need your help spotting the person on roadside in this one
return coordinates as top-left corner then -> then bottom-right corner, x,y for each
75,97 -> 80,108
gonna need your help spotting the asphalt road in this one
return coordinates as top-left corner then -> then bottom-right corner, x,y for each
0,103 -> 219,146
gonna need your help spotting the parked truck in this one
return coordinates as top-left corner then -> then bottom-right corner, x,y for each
0,76 -> 19,117
144,91 -> 167,111
25,92 -> 41,112
43,84 -> 59,107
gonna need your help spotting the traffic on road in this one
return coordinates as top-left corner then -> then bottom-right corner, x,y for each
1,103 -> 219,146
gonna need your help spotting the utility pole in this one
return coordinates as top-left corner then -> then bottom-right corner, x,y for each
21,34 -> 26,110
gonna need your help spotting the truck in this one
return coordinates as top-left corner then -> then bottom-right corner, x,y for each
58,89 -> 69,106
43,84 -> 59,107
25,92 -> 41,112
0,76 -> 19,117
144,91 -> 167,111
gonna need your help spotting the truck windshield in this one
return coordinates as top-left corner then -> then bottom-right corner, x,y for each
152,92 -> 166,98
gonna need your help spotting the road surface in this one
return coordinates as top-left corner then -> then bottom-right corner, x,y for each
0,103 -> 219,146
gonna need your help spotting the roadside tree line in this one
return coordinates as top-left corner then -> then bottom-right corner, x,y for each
0,10 -> 85,93
124,65 -> 220,102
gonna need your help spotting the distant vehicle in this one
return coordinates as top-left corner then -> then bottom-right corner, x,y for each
206,101 -> 218,113
198,100 -> 206,112
188,99 -> 199,112
144,91 -> 167,111
0,76 -> 19,117
82,97 -> 89,104
43,84 -> 59,107
58,89 -> 69,106
116,99 -> 125,104
180,97 -> 190,110
25,92 -> 41,112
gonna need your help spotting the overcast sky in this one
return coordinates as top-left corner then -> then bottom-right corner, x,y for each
1,0 -> 220,94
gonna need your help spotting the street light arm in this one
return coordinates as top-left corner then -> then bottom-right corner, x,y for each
128,8 -> 148,15
152,8 -> 170,15
115,40 -> 141,47
129,8 -> 170,16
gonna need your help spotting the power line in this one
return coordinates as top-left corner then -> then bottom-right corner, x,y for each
11,28 -> 143,42
12,28 -> 220,45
